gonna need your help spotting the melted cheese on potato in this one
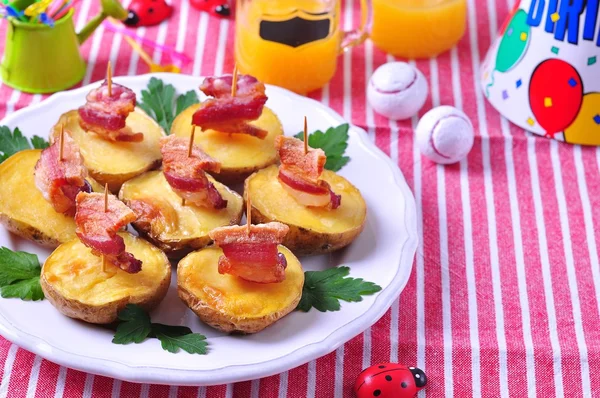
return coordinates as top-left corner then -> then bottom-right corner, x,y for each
119,171 -> 243,242
178,246 -> 303,318
171,105 -> 283,171
52,109 -> 164,177
246,165 -> 366,234
43,233 -> 170,305
0,150 -> 77,243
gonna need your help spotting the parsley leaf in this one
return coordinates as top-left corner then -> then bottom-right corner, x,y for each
297,266 -> 381,312
0,247 -> 44,301
112,304 -> 152,344
294,123 -> 350,171
139,77 -> 199,133
152,324 -> 208,354
1,278 -> 44,301
0,126 -> 49,163
30,136 -> 49,149
112,305 -> 209,354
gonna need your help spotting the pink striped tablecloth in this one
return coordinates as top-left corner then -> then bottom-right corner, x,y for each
1,0 -> 600,396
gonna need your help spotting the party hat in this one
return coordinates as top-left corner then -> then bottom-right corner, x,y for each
481,0 -> 600,145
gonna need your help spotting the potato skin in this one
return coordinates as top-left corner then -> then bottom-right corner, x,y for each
90,158 -> 163,194
177,246 -> 303,334
41,235 -> 172,324
177,283 -> 301,334
119,171 -> 244,257
41,272 -> 170,324
243,168 -> 367,256
51,109 -> 165,193
0,214 -> 60,247
171,105 -> 284,185
131,230 -> 212,259
247,207 -> 365,256
0,150 -> 104,247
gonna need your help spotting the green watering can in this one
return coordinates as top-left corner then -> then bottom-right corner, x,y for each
1,0 -> 128,94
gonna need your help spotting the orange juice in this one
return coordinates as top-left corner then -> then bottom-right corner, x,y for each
234,0 -> 342,94
370,0 -> 466,58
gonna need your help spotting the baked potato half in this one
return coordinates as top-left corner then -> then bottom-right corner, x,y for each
177,245 -> 303,333
171,104 -> 283,184
41,232 -> 171,324
51,108 -> 165,192
0,150 -> 101,247
119,171 -> 243,256
244,165 -> 367,255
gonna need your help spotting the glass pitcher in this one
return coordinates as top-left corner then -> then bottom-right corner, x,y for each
234,0 -> 372,94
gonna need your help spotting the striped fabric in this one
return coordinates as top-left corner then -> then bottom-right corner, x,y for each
1,0 -> 599,396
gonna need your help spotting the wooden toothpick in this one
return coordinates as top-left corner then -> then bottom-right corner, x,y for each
188,125 -> 196,157
303,116 -> 308,155
246,193 -> 251,235
106,61 -> 113,97
58,124 -> 65,161
231,64 -> 238,97
104,183 -> 109,212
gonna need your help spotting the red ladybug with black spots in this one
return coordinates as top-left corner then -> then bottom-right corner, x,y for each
354,363 -> 427,398
124,0 -> 173,27
189,0 -> 231,17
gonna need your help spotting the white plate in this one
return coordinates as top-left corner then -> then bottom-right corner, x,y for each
0,73 -> 417,386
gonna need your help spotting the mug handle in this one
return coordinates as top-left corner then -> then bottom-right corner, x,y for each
340,0 -> 373,53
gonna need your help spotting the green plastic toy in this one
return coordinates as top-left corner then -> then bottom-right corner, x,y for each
1,0 -> 128,93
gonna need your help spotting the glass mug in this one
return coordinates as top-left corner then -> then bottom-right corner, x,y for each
234,0 -> 372,94
370,0 -> 467,58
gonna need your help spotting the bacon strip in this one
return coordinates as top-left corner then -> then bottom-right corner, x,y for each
78,81 -> 143,142
275,136 -> 341,209
275,136 -> 326,180
75,192 -> 142,273
209,222 -> 290,284
160,136 -> 227,209
34,133 -> 90,216
192,74 -> 268,139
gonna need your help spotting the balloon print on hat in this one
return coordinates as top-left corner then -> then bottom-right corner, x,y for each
529,59 -> 583,138
564,92 -> 600,145
485,9 -> 531,96
498,1 -> 522,40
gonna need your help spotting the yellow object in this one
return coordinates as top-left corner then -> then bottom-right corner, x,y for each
41,233 -> 171,324
177,245 -> 304,333
370,0 -> 466,58
171,104 -> 283,183
123,36 -> 181,73
0,150 -> 76,246
550,12 -> 560,22
244,165 -> 367,255
24,0 -> 53,17
544,97 -> 552,107
234,0 -> 371,94
527,117 -> 535,126
520,32 -> 527,41
119,171 -> 244,254
564,92 -> 600,146
52,109 -> 165,191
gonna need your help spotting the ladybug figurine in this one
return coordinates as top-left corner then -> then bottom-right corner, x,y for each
190,0 -> 230,17
124,0 -> 174,27
354,363 -> 427,398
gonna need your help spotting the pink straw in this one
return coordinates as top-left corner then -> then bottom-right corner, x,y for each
53,0 -> 79,19
102,20 -> 192,65
46,0 -> 66,17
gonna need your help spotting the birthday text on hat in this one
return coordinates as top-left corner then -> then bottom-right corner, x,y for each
526,0 -> 599,45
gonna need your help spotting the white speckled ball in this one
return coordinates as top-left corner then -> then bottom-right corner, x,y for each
416,106 -> 474,164
367,62 -> 428,120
